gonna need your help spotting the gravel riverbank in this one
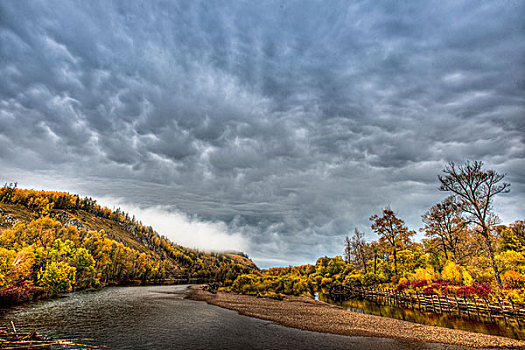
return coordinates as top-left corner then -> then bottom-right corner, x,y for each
188,286 -> 525,349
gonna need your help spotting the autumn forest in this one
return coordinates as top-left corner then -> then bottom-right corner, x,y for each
219,161 -> 525,303
0,185 -> 254,304
0,161 -> 523,307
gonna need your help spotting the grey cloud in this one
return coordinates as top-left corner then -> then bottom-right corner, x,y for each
1,0 -> 524,267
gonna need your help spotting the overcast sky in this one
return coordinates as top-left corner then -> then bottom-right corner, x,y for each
1,1 -> 524,267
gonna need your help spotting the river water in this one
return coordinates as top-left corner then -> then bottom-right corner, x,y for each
319,294 -> 525,341
0,285 -> 449,350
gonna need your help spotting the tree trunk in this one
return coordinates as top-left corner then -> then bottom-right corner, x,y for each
483,229 -> 502,287
441,237 -> 449,260
373,254 -> 377,274
451,248 -> 458,265
393,247 -> 397,276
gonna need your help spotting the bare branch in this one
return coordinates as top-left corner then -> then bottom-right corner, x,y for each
437,160 -> 510,287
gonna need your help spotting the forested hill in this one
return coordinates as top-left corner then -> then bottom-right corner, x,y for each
0,185 -> 257,303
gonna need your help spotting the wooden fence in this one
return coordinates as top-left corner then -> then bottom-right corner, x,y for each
328,285 -> 525,327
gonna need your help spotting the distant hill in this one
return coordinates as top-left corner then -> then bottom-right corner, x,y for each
0,185 -> 257,303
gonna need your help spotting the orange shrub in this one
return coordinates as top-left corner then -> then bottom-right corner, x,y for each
502,270 -> 525,288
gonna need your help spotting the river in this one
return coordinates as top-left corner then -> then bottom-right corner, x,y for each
319,293 -> 525,341
0,285 -> 449,350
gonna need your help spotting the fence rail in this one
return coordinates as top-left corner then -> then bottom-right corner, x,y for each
328,285 -> 525,327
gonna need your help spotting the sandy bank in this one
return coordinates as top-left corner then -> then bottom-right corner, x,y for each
188,286 -> 525,349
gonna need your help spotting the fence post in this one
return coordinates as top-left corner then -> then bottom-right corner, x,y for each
510,297 -> 520,328
454,294 -> 460,317
484,299 -> 492,323
394,289 -> 397,305
498,298 -> 507,326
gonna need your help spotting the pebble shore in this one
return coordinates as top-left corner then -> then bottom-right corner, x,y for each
188,286 -> 525,349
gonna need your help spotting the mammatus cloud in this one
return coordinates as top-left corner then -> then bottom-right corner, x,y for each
1,1 -> 524,267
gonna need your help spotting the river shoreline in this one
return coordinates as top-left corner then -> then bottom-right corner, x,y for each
0,278 -> 213,306
188,286 -> 525,349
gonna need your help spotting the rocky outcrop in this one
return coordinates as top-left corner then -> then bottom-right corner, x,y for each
0,215 -> 18,227
126,225 -> 138,236
56,211 -> 89,231
65,218 -> 88,231
56,211 -> 73,222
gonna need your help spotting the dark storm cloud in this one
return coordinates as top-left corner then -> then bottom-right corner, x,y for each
1,0 -> 524,266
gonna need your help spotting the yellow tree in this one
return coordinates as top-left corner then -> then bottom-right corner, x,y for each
421,196 -> 467,264
370,208 -> 415,277
38,261 -> 76,295
0,248 -> 16,288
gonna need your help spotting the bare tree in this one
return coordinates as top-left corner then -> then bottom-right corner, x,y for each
370,241 -> 379,274
347,229 -> 369,273
438,161 -> 510,287
344,236 -> 352,263
421,196 -> 466,264
370,208 -> 414,276
510,220 -> 525,247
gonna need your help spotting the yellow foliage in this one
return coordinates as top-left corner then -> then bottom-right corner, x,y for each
502,270 -> 525,288
495,288 -> 525,303
38,261 -> 76,295
498,250 -> 525,274
462,270 -> 474,286
321,277 -> 333,287
11,246 -> 34,281
0,186 -> 257,304
0,248 -> 16,288
412,266 -> 435,284
441,261 -> 462,284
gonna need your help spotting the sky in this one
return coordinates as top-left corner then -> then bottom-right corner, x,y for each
1,1 -> 524,268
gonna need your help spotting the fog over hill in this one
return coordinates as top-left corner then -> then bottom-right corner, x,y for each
1,1 -> 524,267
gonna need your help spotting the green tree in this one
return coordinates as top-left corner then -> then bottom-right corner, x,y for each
38,261 -> 76,295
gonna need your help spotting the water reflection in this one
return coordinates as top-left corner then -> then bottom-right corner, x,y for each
319,294 -> 525,340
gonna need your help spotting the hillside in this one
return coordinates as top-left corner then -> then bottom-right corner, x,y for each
0,185 -> 257,303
